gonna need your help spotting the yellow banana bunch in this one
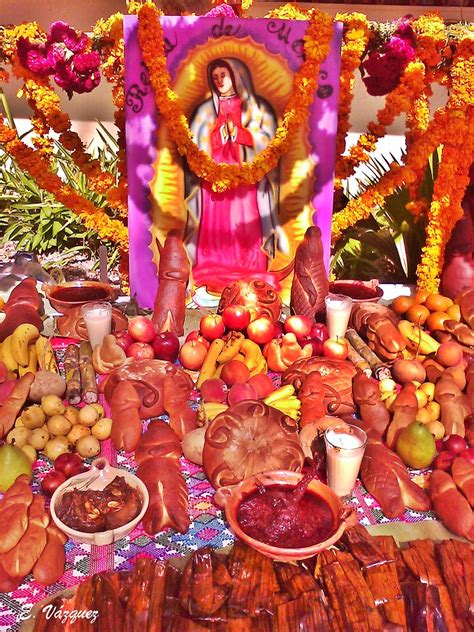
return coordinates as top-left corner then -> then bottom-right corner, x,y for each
269,398 -> 301,420
199,402 -> 229,424
36,336 -> 59,372
398,320 -> 440,355
18,344 -> 37,377
1,335 -> 18,372
197,338 -> 226,387
249,356 -> 267,377
11,324 -> 40,367
240,339 -> 264,372
263,384 -> 295,404
216,332 -> 245,363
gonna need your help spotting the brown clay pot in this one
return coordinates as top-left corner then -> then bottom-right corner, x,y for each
215,470 -> 357,562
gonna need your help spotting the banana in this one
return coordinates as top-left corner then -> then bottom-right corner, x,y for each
268,404 -> 299,421
202,402 -> 229,422
11,324 -> 40,367
263,384 -> 295,404
234,353 -> 246,363
249,356 -> 267,377
216,332 -> 245,363
240,339 -> 263,372
197,338 -> 226,388
35,336 -> 59,372
398,320 -> 440,355
18,343 -> 37,377
271,396 -> 302,411
1,335 -> 18,373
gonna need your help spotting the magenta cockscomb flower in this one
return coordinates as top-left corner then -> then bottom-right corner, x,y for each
362,18 -> 416,97
205,3 -> 236,18
16,21 -> 100,97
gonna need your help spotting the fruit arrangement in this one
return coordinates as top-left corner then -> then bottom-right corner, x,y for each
113,315 -> 180,363
8,397 -> 111,465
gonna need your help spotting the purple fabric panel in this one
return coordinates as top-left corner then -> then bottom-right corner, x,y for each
125,15 -> 342,307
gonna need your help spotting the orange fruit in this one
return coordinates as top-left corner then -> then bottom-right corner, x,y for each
406,304 -> 430,325
425,293 -> 454,313
425,311 -> 450,332
446,304 -> 461,322
413,289 -> 430,304
436,341 -> 463,367
391,295 -> 414,315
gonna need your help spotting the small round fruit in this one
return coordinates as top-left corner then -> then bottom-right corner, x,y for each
7,427 -> 32,448
15,416 -> 25,428
221,360 -> 250,386
434,451 -> 455,471
391,296 -> 414,315
91,418 -> 113,441
63,406 -> 80,425
443,434 -> 467,455
406,304 -> 430,325
426,311 -> 450,332
446,304 -> 461,322
67,424 -> 91,445
41,395 -> 65,417
414,389 -> 429,409
200,379 -> 227,403
415,407 -> 433,424
436,341 -> 464,368
29,427 -> 50,450
179,340 -> 208,371
424,401 -> 441,422
41,470 -> 67,496
425,293 -> 453,313
413,289 -> 430,304
78,405 -> 100,427
21,444 -> 37,464
90,403 -> 105,419
47,415 -> 72,437
44,436 -> 71,461
22,405 -> 46,429
419,382 -> 435,402
425,420 -> 445,441
54,452 -> 84,478
76,435 -> 101,459
379,378 -> 397,394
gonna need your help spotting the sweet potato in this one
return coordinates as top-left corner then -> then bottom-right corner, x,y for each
29,370 -> 66,403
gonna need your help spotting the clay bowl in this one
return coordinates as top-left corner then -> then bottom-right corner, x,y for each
43,280 -> 117,312
329,279 -> 383,303
215,470 -> 357,562
50,457 -> 149,546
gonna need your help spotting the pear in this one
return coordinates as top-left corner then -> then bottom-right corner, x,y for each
396,421 -> 436,469
0,443 -> 32,492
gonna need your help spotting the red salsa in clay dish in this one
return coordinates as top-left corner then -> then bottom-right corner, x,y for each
236,484 -> 336,549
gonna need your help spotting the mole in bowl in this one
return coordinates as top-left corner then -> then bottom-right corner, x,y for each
236,484 -> 336,549
56,476 -> 142,533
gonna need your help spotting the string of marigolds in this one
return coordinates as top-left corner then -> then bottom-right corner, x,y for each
135,1 -> 334,193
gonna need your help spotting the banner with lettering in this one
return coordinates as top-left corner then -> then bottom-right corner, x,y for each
124,15 -> 342,307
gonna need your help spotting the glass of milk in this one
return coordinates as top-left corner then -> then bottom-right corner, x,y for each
324,294 -> 353,339
324,424 -> 367,497
81,302 -> 112,350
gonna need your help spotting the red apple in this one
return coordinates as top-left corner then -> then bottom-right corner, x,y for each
152,332 -> 180,362
185,330 -> 210,349
199,314 -> 225,341
322,337 -> 349,360
41,470 -> 67,497
434,451 -> 455,471
126,342 -> 155,361
310,322 -> 329,343
443,434 -> 467,456
114,330 -> 134,353
222,305 -> 251,331
54,453 -> 86,478
459,447 -> 474,466
300,337 -> 323,356
179,340 -> 208,370
247,317 -> 275,345
273,321 -> 284,338
128,316 -> 156,343
284,315 -> 313,340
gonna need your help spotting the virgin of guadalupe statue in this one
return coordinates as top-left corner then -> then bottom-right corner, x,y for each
185,57 -> 290,293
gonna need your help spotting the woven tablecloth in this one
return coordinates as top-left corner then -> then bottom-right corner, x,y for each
0,340 -> 436,631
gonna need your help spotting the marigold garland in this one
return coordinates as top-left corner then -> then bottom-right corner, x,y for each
333,13 -> 371,191
0,113 -> 129,253
93,13 -> 128,218
136,1 -> 334,193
